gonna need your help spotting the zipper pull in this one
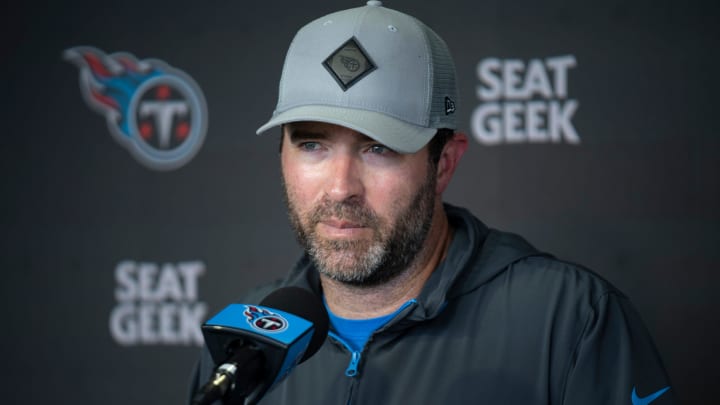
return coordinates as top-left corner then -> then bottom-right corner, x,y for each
345,351 -> 361,377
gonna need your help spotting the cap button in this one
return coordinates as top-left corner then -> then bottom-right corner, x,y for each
367,1 -> 382,6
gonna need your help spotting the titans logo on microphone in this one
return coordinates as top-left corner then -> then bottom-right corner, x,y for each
245,305 -> 289,333
64,46 -> 208,171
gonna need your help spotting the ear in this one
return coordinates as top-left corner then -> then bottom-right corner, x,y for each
435,132 -> 469,195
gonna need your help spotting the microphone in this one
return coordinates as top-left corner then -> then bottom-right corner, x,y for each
192,287 -> 329,405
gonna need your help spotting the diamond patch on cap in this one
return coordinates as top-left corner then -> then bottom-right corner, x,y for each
323,37 -> 376,91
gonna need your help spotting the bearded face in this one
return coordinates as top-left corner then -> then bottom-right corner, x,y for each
283,162 -> 437,287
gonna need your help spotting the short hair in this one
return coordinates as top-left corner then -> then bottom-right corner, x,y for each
427,128 -> 454,167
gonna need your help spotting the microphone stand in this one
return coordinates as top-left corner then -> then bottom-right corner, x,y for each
192,345 -> 264,405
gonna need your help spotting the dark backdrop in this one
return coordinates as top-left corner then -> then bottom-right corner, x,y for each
2,0 -> 718,404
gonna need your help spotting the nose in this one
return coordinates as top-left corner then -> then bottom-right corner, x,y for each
325,152 -> 364,202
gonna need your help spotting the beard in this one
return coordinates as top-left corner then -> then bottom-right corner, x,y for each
282,171 -> 437,287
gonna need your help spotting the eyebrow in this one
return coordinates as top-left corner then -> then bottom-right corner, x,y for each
287,129 -> 329,143
286,127 -> 379,145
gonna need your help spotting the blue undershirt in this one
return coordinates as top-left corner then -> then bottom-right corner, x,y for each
324,299 -> 414,352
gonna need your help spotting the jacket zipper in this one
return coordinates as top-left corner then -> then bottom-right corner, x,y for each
330,299 -> 419,404
328,331 -> 361,405
329,331 -> 362,376
345,351 -> 361,377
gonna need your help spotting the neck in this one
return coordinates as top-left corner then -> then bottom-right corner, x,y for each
321,201 -> 452,319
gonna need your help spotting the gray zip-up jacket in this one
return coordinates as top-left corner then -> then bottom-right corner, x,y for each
189,204 -> 675,404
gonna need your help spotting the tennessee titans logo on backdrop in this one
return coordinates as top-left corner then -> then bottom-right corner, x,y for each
244,305 -> 289,333
64,47 -> 208,171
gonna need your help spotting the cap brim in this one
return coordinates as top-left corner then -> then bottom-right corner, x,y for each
256,105 -> 436,154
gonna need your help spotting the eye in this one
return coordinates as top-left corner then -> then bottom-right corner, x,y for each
299,141 -> 322,152
368,144 -> 393,155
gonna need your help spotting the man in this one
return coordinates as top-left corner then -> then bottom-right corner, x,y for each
190,1 -> 675,403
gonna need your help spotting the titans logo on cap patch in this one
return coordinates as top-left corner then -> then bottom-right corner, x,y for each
323,37 -> 376,91
64,47 -> 208,171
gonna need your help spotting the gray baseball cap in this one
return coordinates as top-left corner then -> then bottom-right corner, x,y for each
256,0 -> 458,153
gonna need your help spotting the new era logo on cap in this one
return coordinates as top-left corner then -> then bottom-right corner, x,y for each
445,97 -> 456,115
323,38 -> 377,91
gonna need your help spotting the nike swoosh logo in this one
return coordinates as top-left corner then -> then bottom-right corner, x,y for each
631,386 -> 670,405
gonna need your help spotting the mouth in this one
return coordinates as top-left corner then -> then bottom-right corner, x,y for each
317,218 -> 369,238
321,218 -> 364,229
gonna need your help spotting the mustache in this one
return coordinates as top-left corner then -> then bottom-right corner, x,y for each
308,198 -> 380,228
